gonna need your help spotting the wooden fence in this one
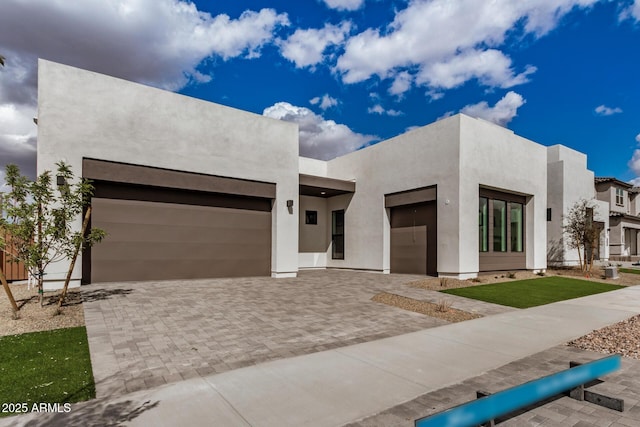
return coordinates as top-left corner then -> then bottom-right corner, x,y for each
1,231 -> 28,281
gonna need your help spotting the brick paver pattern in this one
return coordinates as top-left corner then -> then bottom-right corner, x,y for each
347,345 -> 640,427
82,270 -> 513,397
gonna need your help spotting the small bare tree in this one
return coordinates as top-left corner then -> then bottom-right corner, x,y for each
564,199 -> 600,273
1,163 -> 105,307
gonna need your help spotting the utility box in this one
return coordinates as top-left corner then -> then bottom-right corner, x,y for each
604,267 -> 619,279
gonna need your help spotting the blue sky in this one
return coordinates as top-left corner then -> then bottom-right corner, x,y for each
0,0 -> 639,184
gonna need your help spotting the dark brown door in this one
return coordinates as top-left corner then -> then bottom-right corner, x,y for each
89,198 -> 271,283
390,202 -> 437,275
390,226 -> 427,274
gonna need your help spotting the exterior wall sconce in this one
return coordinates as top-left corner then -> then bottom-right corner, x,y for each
56,175 -> 67,187
286,199 -> 294,208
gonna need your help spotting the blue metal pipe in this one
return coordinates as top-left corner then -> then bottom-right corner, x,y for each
415,354 -> 621,427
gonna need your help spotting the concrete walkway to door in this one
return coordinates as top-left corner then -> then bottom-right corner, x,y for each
80,270 -> 511,398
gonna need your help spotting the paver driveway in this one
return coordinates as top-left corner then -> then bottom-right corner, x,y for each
83,270 -> 462,397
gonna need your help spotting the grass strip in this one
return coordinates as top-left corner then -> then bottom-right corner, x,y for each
441,277 -> 623,308
619,268 -> 640,275
0,326 -> 95,417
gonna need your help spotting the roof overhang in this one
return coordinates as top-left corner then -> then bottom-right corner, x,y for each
595,177 -> 633,189
299,174 -> 355,198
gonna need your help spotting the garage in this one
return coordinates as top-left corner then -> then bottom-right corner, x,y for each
82,159 -> 274,283
386,186 -> 437,276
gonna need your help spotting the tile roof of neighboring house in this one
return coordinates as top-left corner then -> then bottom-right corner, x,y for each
594,177 -> 633,188
629,187 -> 640,194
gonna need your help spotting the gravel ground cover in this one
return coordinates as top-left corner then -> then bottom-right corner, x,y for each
568,314 -> 640,359
371,292 -> 482,323
0,283 -> 84,337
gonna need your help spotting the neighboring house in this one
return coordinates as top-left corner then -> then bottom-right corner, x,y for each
34,59 -> 605,288
595,177 -> 640,258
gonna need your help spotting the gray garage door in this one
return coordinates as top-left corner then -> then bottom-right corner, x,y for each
88,197 -> 271,283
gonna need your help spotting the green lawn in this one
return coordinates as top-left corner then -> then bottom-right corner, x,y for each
619,268 -> 640,275
441,277 -> 624,308
0,327 -> 95,418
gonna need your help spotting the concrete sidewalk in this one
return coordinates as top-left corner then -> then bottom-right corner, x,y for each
3,285 -> 640,427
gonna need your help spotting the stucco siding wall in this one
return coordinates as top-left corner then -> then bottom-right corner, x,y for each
37,60 -> 300,286
546,145 -> 597,266
325,115 -> 461,273
298,196 -> 329,268
547,160 -> 565,264
459,116 -> 547,273
299,157 -> 328,177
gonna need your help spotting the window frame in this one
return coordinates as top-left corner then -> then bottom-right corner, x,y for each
492,199 -> 507,252
615,188 -> 624,206
510,202 -> 524,252
331,209 -> 345,260
478,189 -> 526,256
305,210 -> 318,225
479,197 -> 489,252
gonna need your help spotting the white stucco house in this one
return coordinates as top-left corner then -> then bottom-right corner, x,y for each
34,60 -> 606,288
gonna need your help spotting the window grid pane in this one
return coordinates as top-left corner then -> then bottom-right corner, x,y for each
493,200 -> 506,252
479,197 -> 488,252
510,203 -> 523,252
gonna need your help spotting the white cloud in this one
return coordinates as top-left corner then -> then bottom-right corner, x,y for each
368,105 -> 403,116
310,94 -> 339,110
0,104 -> 37,179
389,71 -> 413,96
263,102 -> 376,160
620,1 -> 640,21
416,49 -> 536,90
436,111 -> 455,121
629,149 -> 640,176
460,91 -> 525,126
594,105 -> 623,116
0,2 -> 288,91
322,0 -> 365,11
629,133 -> 640,184
336,0 -> 597,90
279,22 -> 351,68
0,1 -> 289,180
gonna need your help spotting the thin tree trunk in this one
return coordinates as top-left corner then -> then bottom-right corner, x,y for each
588,237 -> 596,273
38,201 -> 43,307
0,266 -> 19,316
58,207 -> 91,309
577,243 -> 584,272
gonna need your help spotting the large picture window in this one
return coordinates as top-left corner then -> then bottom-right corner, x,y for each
479,197 -> 488,252
510,203 -> 523,252
493,200 -> 507,252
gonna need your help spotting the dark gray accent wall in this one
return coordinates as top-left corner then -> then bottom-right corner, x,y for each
84,158 -> 276,199
299,174 -> 356,198
385,186 -> 437,208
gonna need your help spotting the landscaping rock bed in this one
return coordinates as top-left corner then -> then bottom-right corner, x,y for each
0,283 -> 84,337
567,314 -> 640,360
372,291 -> 482,323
